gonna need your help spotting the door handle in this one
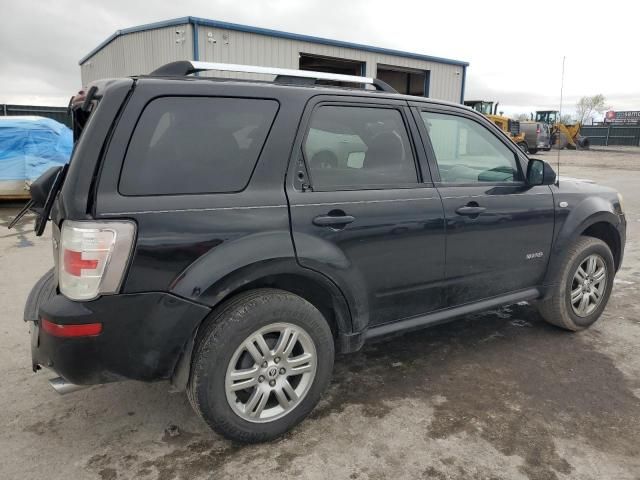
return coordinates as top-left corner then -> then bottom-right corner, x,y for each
455,204 -> 486,216
312,214 -> 355,227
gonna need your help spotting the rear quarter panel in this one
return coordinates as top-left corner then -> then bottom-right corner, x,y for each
54,79 -> 134,223
93,80 -> 307,296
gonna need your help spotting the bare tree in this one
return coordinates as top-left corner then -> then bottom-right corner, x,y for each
515,113 -> 531,121
576,94 -> 608,124
560,114 -> 575,124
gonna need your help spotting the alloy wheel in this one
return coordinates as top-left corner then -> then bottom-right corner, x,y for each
225,322 -> 317,423
570,254 -> 607,317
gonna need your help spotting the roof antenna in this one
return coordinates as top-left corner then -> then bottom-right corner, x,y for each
556,56 -> 566,186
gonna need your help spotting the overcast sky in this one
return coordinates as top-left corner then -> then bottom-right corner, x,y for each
1,0 -> 637,118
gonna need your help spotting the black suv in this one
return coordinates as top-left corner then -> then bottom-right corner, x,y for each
21,61 -> 626,443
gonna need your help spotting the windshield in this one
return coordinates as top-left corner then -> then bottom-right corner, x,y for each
467,102 -> 494,115
536,111 -> 558,124
479,102 -> 494,115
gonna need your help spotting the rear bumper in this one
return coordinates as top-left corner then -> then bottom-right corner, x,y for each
31,290 -> 210,385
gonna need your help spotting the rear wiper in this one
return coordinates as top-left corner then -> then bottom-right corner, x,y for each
7,200 -> 34,229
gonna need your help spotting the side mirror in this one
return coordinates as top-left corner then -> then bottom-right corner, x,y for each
527,158 -> 556,186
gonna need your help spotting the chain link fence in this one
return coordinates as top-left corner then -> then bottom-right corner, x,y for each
581,124 -> 640,147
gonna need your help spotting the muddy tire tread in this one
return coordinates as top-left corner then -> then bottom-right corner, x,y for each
187,288 -> 334,443
538,237 -> 613,331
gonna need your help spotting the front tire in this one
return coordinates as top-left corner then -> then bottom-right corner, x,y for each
187,289 -> 334,443
538,237 -> 615,331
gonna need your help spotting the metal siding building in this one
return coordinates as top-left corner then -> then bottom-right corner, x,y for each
80,17 -> 468,103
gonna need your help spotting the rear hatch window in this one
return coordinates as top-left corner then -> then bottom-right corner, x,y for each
119,97 -> 279,196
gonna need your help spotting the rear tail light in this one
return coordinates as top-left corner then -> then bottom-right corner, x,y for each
58,220 -> 136,301
536,126 -> 541,134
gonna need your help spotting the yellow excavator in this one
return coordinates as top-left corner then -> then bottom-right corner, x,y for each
464,100 -> 529,153
534,110 -> 589,149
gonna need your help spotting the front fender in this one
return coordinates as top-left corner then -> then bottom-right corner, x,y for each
544,195 -> 621,286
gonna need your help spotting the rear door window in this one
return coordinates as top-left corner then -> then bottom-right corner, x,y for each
119,97 -> 278,195
303,105 -> 418,189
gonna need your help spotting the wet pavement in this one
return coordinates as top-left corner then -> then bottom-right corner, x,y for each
1,148 -> 639,480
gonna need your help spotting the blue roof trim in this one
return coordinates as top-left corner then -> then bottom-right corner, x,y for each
79,16 -> 469,67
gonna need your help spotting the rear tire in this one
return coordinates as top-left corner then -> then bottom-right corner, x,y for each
517,141 -> 529,154
537,237 -> 615,331
187,289 -> 334,443
576,136 -> 590,149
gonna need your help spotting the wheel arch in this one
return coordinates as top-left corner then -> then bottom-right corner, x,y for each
170,259 -> 361,391
580,221 -> 622,271
544,204 -> 622,287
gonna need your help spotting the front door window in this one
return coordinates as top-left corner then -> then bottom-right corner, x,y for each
420,112 -> 522,184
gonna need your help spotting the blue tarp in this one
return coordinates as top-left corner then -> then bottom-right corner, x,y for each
0,116 -> 73,183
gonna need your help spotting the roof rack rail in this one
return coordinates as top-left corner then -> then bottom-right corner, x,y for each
149,61 -> 397,93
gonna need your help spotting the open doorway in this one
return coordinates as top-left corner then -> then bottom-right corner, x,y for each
299,53 -> 365,76
299,53 -> 366,88
376,65 -> 429,96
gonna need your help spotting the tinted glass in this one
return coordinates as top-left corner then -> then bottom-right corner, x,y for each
304,106 -> 417,189
120,97 -> 278,195
421,111 -> 522,183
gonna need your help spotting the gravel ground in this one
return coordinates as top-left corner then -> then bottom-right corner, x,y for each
1,147 -> 639,480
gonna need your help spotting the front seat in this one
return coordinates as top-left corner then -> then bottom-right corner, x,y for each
311,150 -> 338,170
363,132 -> 413,183
363,132 -> 405,169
